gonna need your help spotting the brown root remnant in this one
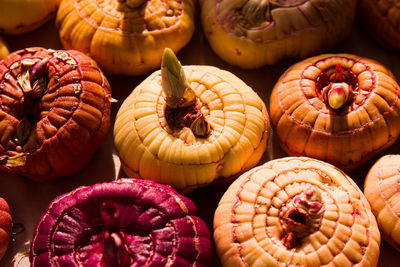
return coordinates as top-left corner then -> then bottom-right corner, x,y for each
0,57 -> 49,168
15,57 -> 49,120
165,102 -> 210,138
237,0 -> 271,28
235,0 -> 308,29
280,186 -> 325,249
316,63 -> 357,110
0,153 -> 26,168
161,48 -> 210,138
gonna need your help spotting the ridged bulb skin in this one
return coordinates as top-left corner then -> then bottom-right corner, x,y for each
0,47 -> 112,181
0,0 -> 60,35
114,65 -> 270,193
56,0 -> 195,76
214,157 -> 380,267
200,0 -> 357,69
30,178 -> 213,266
364,154 -> 400,251
0,37 -> 9,60
358,0 -> 400,51
0,197 -> 11,261
269,53 -> 400,171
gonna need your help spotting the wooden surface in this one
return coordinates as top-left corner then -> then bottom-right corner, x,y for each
0,13 -> 400,266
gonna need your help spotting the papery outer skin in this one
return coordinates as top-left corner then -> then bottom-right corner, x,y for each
269,53 -> 400,171
56,0 -> 195,75
200,0 -> 357,69
0,47 -> 112,181
364,154 -> 400,251
358,0 -> 400,51
0,0 -> 60,35
0,37 -> 8,60
214,156 -> 380,267
29,178 -> 212,266
113,65 -> 270,193
0,197 -> 11,261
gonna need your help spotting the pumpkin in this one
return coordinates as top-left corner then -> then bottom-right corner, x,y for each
364,154 -> 400,251
214,157 -> 380,266
0,197 -> 11,261
114,49 -> 270,193
56,0 -> 195,75
358,0 -> 400,50
200,0 -> 357,69
0,47 -> 112,181
30,178 -> 212,266
0,0 -> 60,35
269,53 -> 400,170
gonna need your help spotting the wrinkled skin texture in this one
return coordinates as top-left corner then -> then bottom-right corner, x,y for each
30,178 -> 212,266
0,0 -> 60,35
200,0 -> 357,69
269,53 -> 400,171
114,65 -> 270,193
358,0 -> 400,51
0,197 -> 11,260
56,0 -> 195,75
0,47 -> 112,181
214,157 -> 380,267
364,154 -> 400,251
